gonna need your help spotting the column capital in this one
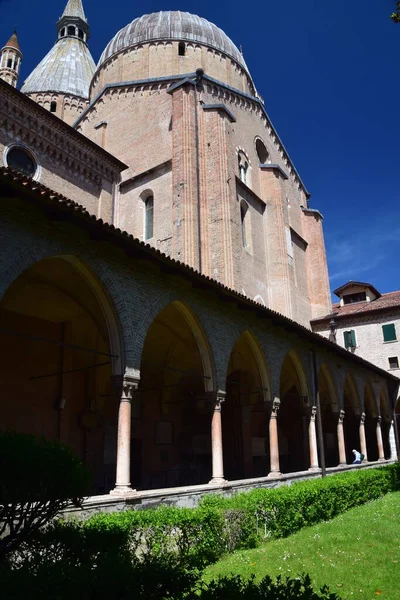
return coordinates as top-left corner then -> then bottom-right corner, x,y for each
360,412 -> 366,424
377,415 -> 382,425
205,390 -> 226,410
339,409 -> 345,423
310,405 -> 317,420
271,398 -> 280,417
112,375 -> 140,401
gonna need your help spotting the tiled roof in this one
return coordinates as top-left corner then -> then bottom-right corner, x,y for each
0,166 -> 397,383
3,32 -> 20,52
333,280 -> 381,298
61,0 -> 87,22
98,11 -> 248,72
313,291 -> 400,323
21,37 -> 95,98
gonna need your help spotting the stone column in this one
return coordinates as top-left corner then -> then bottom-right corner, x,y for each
359,412 -> 368,462
337,409 -> 347,466
268,398 -> 281,477
110,377 -> 139,495
308,406 -> 320,471
209,391 -> 226,484
376,416 -> 385,461
389,420 -> 398,461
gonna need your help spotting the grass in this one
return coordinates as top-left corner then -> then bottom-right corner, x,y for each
203,492 -> 400,599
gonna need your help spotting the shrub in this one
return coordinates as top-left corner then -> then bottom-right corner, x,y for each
195,573 -> 341,600
0,431 -> 91,560
200,463 -> 400,547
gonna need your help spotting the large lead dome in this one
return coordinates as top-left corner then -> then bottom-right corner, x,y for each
98,11 -> 247,71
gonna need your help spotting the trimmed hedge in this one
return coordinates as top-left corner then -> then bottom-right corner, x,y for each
4,465 -> 399,598
200,463 -> 400,548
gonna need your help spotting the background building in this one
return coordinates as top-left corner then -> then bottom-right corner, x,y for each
311,281 -> 400,375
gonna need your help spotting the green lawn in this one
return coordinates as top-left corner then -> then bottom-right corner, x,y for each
204,492 -> 400,599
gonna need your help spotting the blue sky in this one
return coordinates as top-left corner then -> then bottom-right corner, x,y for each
1,0 -> 399,299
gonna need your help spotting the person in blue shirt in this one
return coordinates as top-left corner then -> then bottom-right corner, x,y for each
352,449 -> 362,464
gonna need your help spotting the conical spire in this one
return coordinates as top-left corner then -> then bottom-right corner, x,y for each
21,0 -> 94,102
4,31 -> 20,51
61,0 -> 87,22
1,30 -> 22,88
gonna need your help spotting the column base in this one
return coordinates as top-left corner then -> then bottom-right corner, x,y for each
208,477 -> 226,485
378,458 -> 386,462
308,466 -> 321,473
110,485 -> 137,496
267,470 -> 282,479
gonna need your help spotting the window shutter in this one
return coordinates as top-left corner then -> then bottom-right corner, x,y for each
344,330 -> 356,348
382,324 -> 396,342
343,331 -> 350,348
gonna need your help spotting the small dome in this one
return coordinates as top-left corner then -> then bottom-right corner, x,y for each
98,11 -> 247,71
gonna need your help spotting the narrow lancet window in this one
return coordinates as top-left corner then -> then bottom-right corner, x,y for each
144,196 -> 154,240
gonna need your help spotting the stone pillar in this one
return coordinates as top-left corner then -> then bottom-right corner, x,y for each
359,412 -> 368,462
389,421 -> 398,460
376,416 -> 385,461
337,409 -> 347,465
110,377 -> 139,495
308,406 -> 320,471
268,398 -> 281,477
209,391 -> 226,484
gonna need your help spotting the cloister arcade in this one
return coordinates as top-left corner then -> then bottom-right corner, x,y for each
0,251 -> 397,497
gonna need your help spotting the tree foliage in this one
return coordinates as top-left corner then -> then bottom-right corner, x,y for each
0,431 -> 90,560
391,1 -> 400,22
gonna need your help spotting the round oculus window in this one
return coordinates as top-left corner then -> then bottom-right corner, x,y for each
6,147 -> 37,177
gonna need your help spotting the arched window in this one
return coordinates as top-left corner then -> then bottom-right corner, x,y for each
255,138 -> 270,164
50,101 -> 57,113
178,41 -> 186,56
67,26 -> 75,36
7,59 -> 12,69
144,196 -> 154,240
238,152 -> 249,185
78,29 -> 84,40
240,201 -> 248,248
60,28 -> 65,37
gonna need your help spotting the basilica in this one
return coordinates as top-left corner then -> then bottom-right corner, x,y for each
0,0 -> 398,506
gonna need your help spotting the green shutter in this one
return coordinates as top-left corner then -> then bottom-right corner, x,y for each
382,324 -> 396,342
344,330 -> 356,348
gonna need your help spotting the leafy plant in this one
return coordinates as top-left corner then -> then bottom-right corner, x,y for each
195,573 -> 341,599
0,431 -> 90,560
391,1 -> 400,22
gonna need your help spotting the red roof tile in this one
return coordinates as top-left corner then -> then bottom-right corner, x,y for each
4,32 -> 20,52
315,291 -> 400,322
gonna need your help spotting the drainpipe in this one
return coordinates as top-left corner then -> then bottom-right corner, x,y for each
310,349 -> 326,476
193,68 -> 204,274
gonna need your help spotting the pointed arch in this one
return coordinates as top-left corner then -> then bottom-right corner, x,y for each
223,329 -> 271,480
137,300 -> 216,488
364,381 -> 378,462
318,362 -> 339,467
280,350 -> 310,400
279,350 -> 311,473
343,373 -> 361,463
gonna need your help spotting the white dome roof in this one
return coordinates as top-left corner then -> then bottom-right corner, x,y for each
98,11 -> 248,71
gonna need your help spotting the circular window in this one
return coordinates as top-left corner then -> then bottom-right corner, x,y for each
6,147 -> 37,177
